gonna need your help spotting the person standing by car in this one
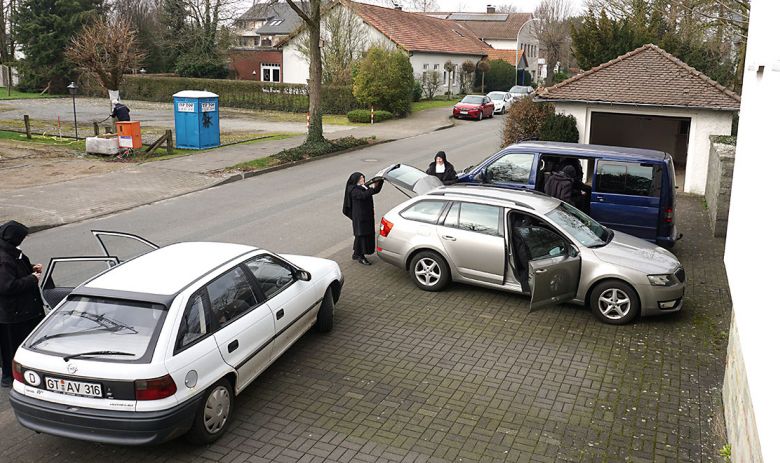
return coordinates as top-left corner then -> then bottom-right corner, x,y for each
0,220 -> 45,388
425,151 -> 458,185
343,173 -> 383,265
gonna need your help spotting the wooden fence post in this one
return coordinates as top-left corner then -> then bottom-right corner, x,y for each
93,122 -> 99,136
166,129 -> 173,154
23,115 -> 31,139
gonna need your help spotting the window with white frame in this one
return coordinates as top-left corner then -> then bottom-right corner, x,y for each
261,63 -> 281,82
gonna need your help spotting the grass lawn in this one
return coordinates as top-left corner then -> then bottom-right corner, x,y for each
224,109 -> 355,126
0,87 -> 60,100
411,98 -> 460,113
146,132 -> 299,162
0,130 -> 85,149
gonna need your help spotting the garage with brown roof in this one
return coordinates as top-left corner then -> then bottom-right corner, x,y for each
536,44 -> 740,194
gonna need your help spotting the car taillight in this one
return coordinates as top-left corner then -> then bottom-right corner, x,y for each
664,208 -> 674,223
135,374 -> 177,401
12,360 -> 23,383
379,217 -> 394,237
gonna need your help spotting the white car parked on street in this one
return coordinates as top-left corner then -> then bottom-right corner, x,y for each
487,91 -> 514,114
10,231 -> 343,445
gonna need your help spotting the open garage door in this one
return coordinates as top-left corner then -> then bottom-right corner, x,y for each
589,112 -> 690,190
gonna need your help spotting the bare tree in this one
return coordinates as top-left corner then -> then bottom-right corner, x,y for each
460,60 -> 476,93
66,18 -> 145,91
477,58 -> 490,93
420,71 -> 442,100
369,0 -> 439,11
532,0 -> 574,85
496,3 -> 518,13
295,4 -> 367,85
0,0 -> 16,93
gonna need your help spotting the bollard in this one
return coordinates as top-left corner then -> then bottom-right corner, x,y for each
23,115 -> 31,139
306,112 -> 310,129
371,106 -> 374,125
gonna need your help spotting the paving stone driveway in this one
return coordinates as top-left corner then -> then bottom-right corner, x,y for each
0,195 -> 731,462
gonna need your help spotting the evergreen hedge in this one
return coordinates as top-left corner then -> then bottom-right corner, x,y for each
81,75 -> 359,114
346,109 -> 393,123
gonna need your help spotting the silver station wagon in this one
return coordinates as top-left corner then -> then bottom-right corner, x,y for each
373,164 -> 685,324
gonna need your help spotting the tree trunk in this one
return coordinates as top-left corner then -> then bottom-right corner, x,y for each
306,0 -> 325,144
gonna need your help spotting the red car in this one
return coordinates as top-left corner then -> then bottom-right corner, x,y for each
452,95 -> 495,121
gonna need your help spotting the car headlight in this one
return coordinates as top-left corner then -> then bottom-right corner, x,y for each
647,274 -> 675,286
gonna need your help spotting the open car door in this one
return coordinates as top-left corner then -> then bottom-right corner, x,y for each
372,164 -> 443,198
91,230 -> 158,262
40,256 -> 119,311
514,226 -> 582,312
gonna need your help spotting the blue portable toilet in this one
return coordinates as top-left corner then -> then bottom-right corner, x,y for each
173,90 -> 220,149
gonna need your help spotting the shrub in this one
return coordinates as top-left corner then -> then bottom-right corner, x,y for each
502,98 -> 555,147
475,59 -> 517,93
539,113 -> 579,142
175,53 -> 228,79
272,137 -> 371,163
412,80 -> 423,102
353,47 -> 415,115
347,109 -> 393,123
79,75 -> 359,114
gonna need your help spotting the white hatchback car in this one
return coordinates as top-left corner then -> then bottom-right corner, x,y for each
10,231 -> 343,445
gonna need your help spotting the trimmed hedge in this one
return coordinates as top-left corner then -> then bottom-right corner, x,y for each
80,75 -> 360,114
346,109 -> 393,123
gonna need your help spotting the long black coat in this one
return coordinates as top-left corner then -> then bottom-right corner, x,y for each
345,185 -> 380,236
425,161 -> 458,185
0,240 -> 44,325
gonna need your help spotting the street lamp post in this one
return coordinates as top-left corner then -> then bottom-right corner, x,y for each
66,82 -> 78,139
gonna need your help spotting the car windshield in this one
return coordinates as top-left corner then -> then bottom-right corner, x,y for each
461,96 -> 482,104
487,92 -> 504,101
545,202 -> 611,248
510,86 -> 531,93
25,296 -> 166,362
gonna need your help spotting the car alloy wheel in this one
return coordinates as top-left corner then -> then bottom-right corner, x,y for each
597,288 -> 631,320
414,257 -> 440,287
478,111 -> 483,121
203,385 -> 231,434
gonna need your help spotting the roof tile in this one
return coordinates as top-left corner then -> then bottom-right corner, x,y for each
536,44 -> 740,111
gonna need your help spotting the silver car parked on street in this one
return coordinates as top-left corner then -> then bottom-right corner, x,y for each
372,164 -> 685,324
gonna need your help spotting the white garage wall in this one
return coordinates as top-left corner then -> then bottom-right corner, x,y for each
409,53 -> 486,95
553,102 -> 734,194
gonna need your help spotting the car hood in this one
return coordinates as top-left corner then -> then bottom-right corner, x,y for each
455,103 -> 480,109
492,100 -> 505,106
592,230 -> 680,274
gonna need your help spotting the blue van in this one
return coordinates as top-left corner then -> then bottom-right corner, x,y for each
459,141 -> 681,248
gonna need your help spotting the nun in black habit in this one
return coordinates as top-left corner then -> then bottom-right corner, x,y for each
343,172 -> 383,265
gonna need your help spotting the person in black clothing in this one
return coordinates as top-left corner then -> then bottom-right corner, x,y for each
343,172 -> 383,265
110,99 -> 131,122
0,221 -> 45,388
425,151 -> 458,185
544,164 -> 577,205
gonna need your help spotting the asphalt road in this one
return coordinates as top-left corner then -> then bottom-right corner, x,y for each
23,116 -> 503,267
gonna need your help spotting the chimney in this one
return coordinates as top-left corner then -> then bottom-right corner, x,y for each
394,3 -> 402,10
486,4 -> 496,13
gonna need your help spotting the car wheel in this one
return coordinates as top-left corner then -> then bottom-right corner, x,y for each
315,287 -> 334,332
409,251 -> 450,292
489,110 -> 494,118
478,111 -> 483,121
187,378 -> 234,445
589,280 -> 640,325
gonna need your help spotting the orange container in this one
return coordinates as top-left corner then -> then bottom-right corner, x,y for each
116,121 -> 142,149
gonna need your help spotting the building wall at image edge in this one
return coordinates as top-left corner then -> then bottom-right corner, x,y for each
229,49 -> 283,81
723,0 -> 779,461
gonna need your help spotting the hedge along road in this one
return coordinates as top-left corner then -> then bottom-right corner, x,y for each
21,116 -> 503,264
0,97 -> 354,134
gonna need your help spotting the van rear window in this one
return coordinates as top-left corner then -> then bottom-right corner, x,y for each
596,161 -> 662,197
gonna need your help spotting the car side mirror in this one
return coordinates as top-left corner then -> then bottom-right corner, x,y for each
295,269 -> 311,281
567,244 -> 580,258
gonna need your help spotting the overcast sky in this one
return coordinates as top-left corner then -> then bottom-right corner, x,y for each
236,0 -> 585,16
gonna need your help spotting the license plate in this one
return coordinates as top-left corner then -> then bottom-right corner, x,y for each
460,110 -> 468,114
45,377 -> 102,397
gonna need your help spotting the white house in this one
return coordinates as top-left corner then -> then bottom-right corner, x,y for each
722,1 -> 779,461
535,44 -> 740,194
279,1 -> 491,95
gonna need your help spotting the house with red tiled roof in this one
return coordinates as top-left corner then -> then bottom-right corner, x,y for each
279,1 -> 492,95
535,44 -> 740,194
425,5 -> 541,82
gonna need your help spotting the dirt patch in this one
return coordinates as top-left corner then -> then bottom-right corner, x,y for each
0,140 -> 125,191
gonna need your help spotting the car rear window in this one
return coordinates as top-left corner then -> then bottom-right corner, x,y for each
25,296 -> 166,363
596,161 -> 662,197
400,200 -> 446,224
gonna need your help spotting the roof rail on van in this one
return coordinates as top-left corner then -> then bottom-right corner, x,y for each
428,189 -> 536,210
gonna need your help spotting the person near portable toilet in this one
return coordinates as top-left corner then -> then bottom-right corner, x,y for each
425,151 -> 458,185
342,172 -> 383,266
0,221 -> 45,388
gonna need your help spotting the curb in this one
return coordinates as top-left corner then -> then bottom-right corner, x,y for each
24,120 -> 454,234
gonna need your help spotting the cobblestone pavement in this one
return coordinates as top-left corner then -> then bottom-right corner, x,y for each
0,194 -> 731,462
